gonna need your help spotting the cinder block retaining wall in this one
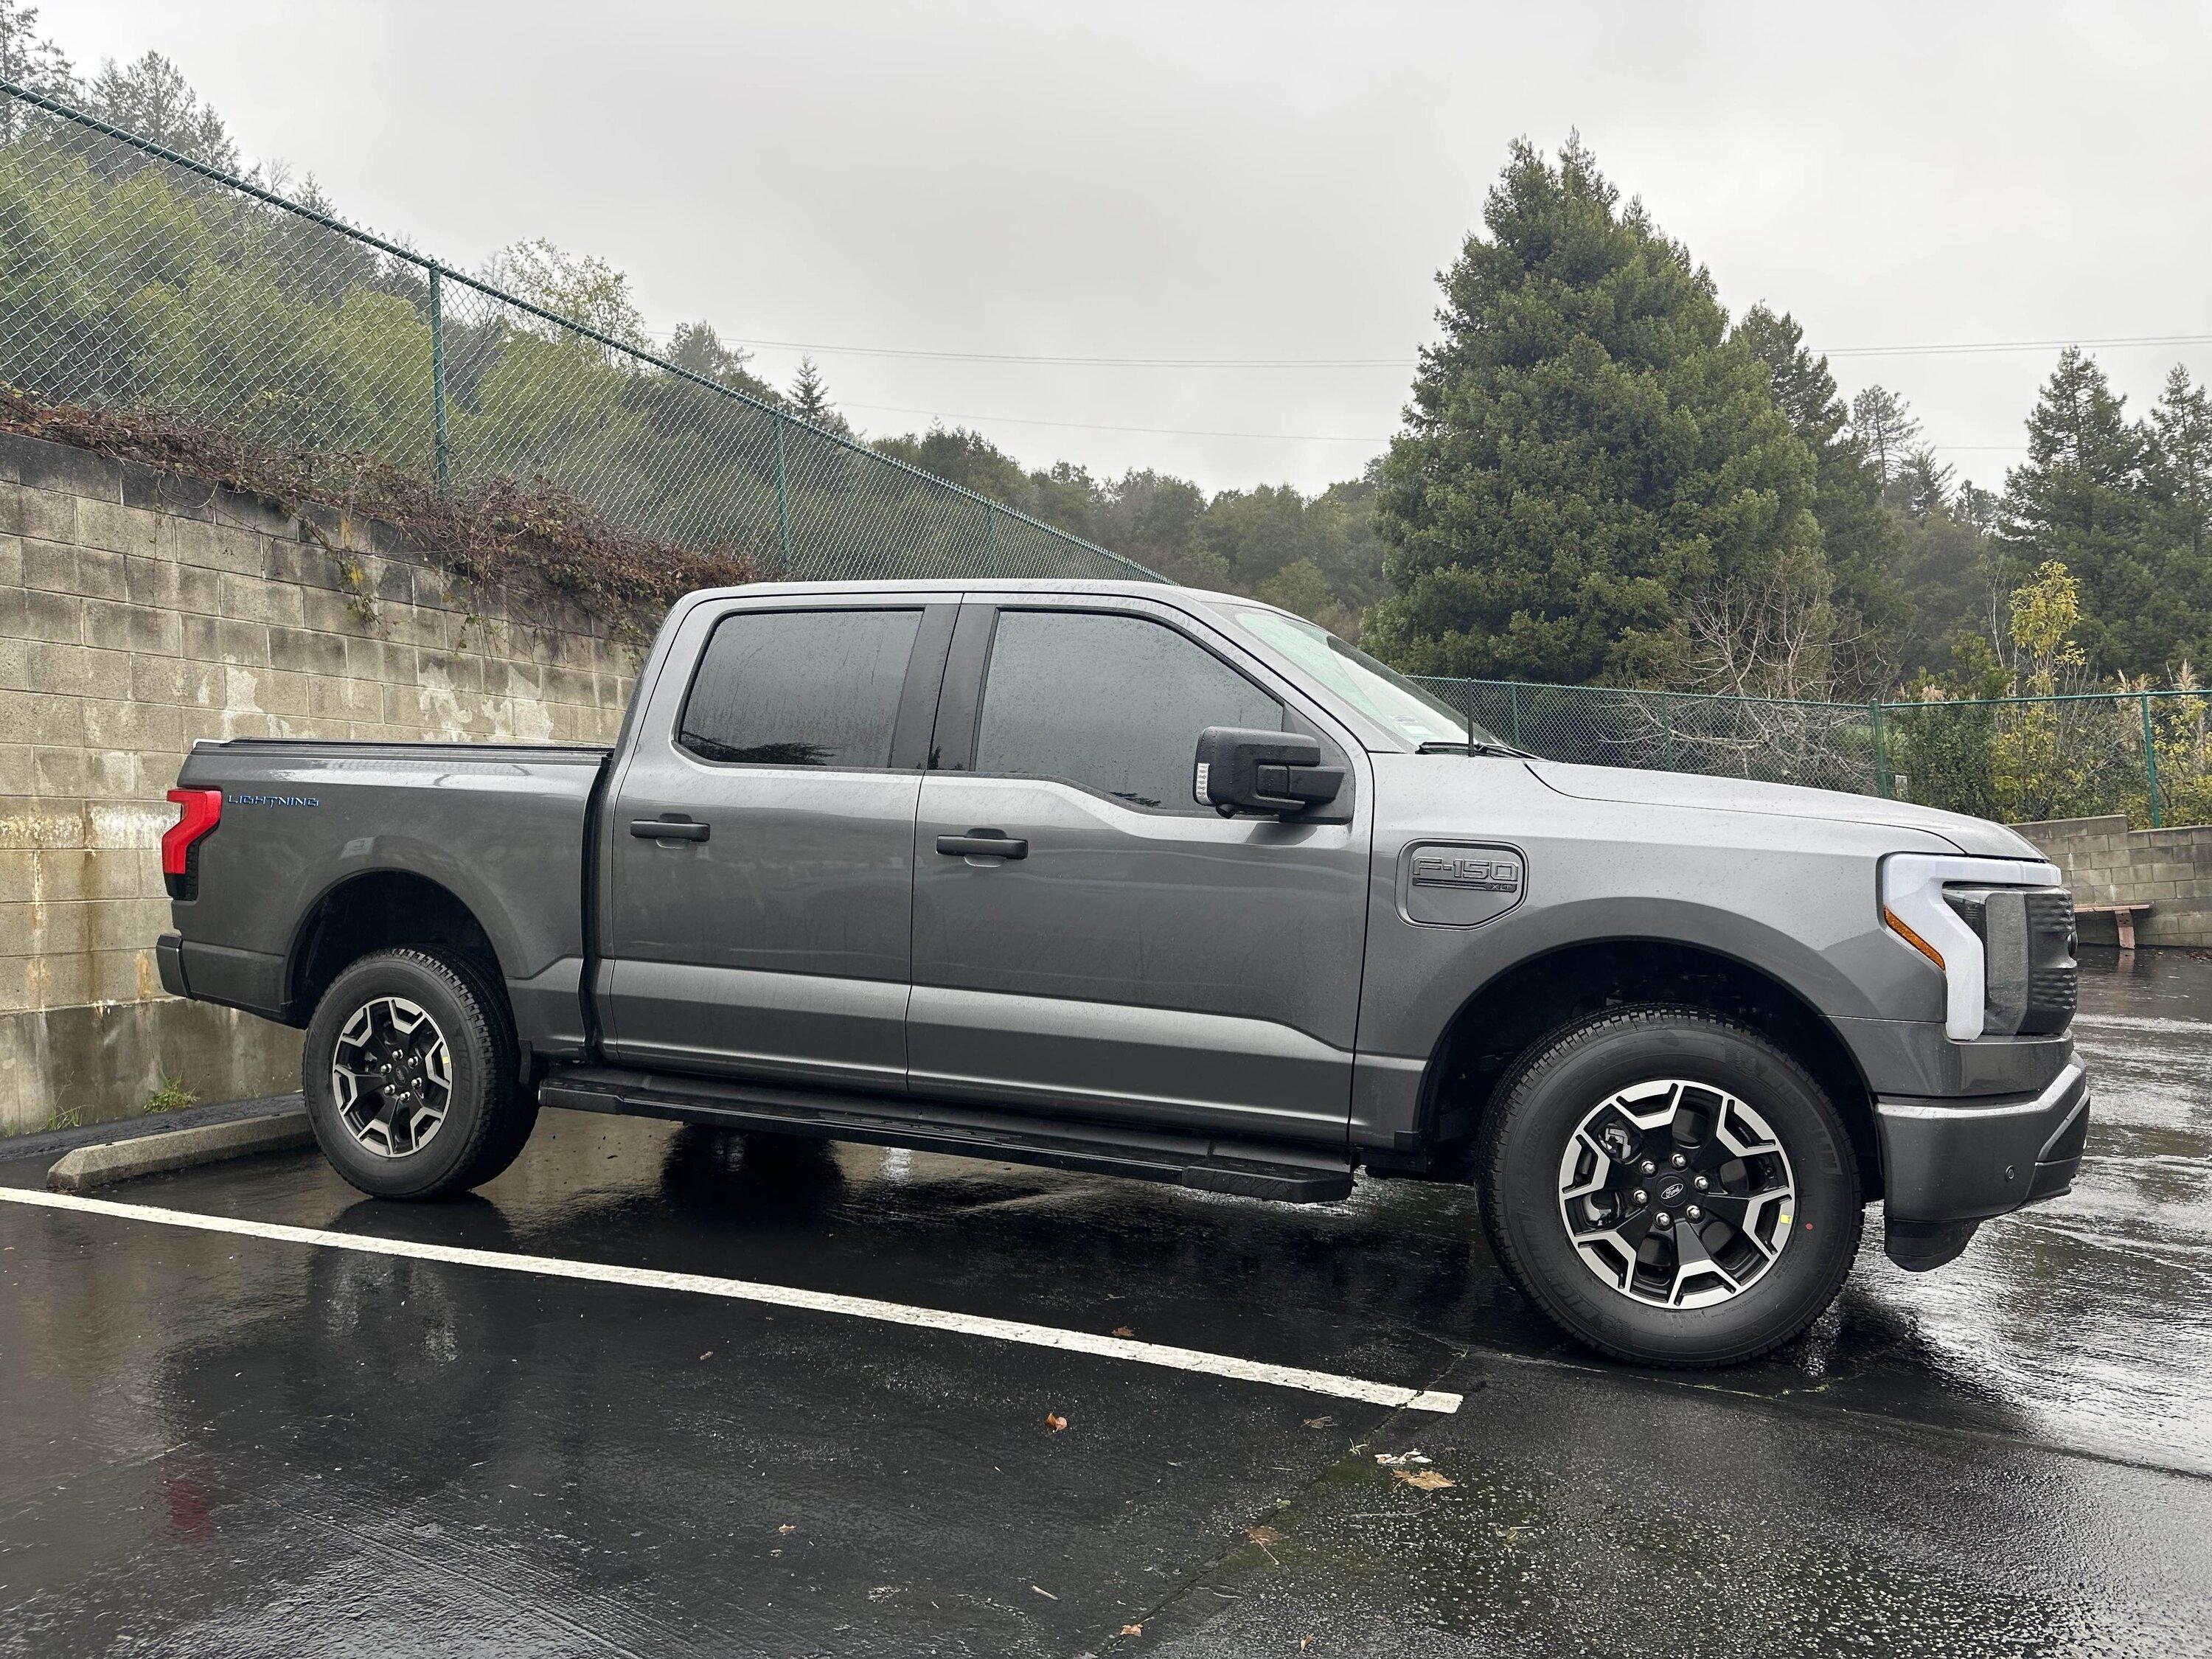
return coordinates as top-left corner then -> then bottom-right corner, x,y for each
2011,813 -> 2212,947
0,431 -> 633,1136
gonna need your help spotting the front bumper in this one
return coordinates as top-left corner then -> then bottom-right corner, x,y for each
1875,1059 -> 2089,1267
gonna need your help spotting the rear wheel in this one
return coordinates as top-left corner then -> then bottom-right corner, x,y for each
303,948 -> 536,1200
1478,1004 -> 1861,1366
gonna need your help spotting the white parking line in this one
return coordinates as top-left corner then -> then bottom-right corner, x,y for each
0,1186 -> 1461,1414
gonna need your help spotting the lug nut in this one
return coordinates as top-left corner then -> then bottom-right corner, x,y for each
1670,1152 -> 1688,1169
1631,1189 -> 1649,1206
1640,1159 -> 1658,1176
1693,1175 -> 1709,1192
1653,1211 -> 1672,1228
1686,1205 -> 1703,1222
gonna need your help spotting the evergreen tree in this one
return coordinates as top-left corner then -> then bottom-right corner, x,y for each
2000,349 -> 2154,672
2143,364 -> 2212,669
1735,305 -> 1900,692
1366,136 -> 1827,687
1848,386 -> 1922,483
0,1 -> 73,142
81,51 -> 237,170
665,321 -> 775,400
787,356 -> 848,431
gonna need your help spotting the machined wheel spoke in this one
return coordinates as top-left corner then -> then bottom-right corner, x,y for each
329,994 -> 454,1161
1558,1077 -> 1796,1312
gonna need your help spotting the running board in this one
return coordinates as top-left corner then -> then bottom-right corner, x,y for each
540,1064 -> 1355,1203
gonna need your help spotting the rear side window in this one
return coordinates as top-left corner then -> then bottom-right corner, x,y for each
678,608 -> 922,768
974,610 -> 1282,812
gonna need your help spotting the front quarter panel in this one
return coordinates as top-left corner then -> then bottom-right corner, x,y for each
1353,755 -> 1957,1143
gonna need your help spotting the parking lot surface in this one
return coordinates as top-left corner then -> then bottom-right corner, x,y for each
4,947 -> 2211,1657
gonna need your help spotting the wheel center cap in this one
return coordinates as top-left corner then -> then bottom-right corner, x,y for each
1655,1174 -> 1690,1207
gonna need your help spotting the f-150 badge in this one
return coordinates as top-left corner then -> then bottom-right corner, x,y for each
1411,852 -> 1521,893
1402,841 -> 1526,927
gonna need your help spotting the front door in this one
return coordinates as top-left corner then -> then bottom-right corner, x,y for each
909,599 -> 1371,1144
602,597 -> 953,1093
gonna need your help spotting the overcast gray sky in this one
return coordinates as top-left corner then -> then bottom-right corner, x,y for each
54,1 -> 2212,498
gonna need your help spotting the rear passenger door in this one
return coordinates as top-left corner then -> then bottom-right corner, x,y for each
600,594 -> 954,1092
908,596 -> 1371,1144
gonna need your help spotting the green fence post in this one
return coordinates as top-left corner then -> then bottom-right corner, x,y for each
1871,700 -> 1891,798
2142,692 -> 2163,828
773,412 -> 791,570
429,268 -> 449,496
1508,683 -> 1523,748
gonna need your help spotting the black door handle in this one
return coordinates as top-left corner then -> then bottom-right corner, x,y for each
936,830 -> 1027,860
631,817 -> 710,842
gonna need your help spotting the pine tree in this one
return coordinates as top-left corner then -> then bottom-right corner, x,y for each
788,357 -> 846,431
82,52 -> 238,170
2000,349 -> 2152,673
2143,364 -> 2212,669
1848,386 -> 1922,483
1735,305 -> 1900,692
0,0 -> 74,141
1366,137 -> 1827,688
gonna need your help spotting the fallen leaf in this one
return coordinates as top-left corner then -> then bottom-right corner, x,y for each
1301,1416 -> 1334,1430
777,1523 -> 796,1534
1112,1326 -> 1135,1338
1120,1624 -> 1144,1637
1045,1412 -> 1068,1433
698,1351 -> 714,1360
1373,1450 -> 1433,1467
1394,1468 -> 1455,1491
1300,1638 -> 1315,1652
1032,1585 -> 1058,1599
1246,1525 -> 1284,1545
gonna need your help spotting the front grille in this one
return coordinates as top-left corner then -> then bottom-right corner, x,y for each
1946,883 -> 2076,1037
2020,887 -> 2078,1035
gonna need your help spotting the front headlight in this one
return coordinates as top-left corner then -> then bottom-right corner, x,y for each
1880,853 -> 2067,1040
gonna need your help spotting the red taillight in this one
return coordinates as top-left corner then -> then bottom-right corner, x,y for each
161,787 -> 223,879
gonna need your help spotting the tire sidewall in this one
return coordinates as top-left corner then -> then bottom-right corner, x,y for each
302,951 -> 498,1200
1489,1014 -> 1860,1366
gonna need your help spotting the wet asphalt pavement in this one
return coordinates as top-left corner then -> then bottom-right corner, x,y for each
3,948 -> 2211,1656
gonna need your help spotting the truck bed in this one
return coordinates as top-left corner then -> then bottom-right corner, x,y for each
164,739 -> 611,1054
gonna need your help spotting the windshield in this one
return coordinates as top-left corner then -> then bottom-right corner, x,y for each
1217,605 -> 1503,750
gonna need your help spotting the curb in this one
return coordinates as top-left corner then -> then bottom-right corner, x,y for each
46,1110 -> 314,1193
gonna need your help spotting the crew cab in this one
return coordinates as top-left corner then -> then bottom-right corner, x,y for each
156,580 -> 2089,1366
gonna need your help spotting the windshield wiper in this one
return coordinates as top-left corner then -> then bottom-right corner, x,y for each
1417,739 -> 1533,759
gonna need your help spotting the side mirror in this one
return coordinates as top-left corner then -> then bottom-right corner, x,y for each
1194,726 -> 1346,818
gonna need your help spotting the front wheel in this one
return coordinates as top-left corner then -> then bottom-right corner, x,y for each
302,947 -> 536,1200
1478,1005 -> 1861,1367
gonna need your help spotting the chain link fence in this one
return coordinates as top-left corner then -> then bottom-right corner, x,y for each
0,81 -> 1158,585
1417,678 -> 2212,830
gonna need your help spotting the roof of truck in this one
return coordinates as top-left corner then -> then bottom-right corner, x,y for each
686,577 -> 1265,608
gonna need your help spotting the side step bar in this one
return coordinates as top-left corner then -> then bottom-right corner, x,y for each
540,1064 -> 1354,1203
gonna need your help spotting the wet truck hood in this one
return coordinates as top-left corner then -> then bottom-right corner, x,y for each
1523,759 -> 2042,859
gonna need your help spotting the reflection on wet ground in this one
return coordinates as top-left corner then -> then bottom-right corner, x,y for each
2,945 -> 2210,1655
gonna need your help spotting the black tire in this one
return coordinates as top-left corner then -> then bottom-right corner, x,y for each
1478,1004 -> 1861,1367
302,947 -> 536,1200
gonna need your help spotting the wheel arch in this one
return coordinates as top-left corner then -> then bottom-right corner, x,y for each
1418,936 -> 1882,1200
286,870 -> 505,1025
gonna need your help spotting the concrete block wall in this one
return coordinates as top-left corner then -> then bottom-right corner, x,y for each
2011,813 -> 2212,947
0,431 -> 636,1136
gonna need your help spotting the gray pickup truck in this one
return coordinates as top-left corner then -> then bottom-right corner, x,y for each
156,578 -> 2087,1366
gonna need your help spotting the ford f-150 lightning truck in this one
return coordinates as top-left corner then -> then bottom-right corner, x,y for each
156,579 -> 2088,1366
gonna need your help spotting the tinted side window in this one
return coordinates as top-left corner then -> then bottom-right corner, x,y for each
974,611 -> 1282,812
678,608 -> 922,768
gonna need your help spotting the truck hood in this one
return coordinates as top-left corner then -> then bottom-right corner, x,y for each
1522,759 -> 2042,859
